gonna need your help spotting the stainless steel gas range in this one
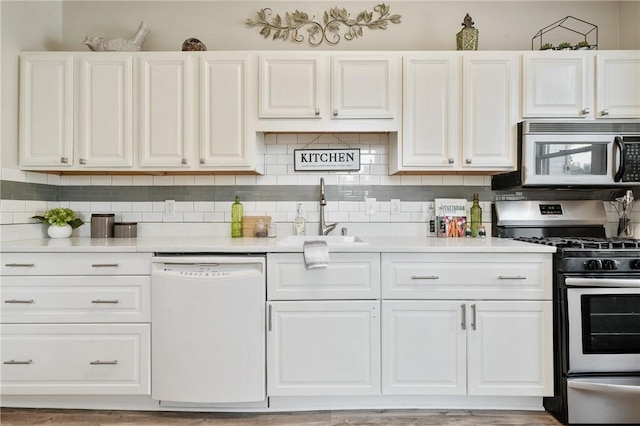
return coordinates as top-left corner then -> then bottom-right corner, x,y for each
494,201 -> 640,426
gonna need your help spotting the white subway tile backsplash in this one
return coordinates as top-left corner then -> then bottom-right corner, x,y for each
276,175 -> 298,185
442,175 -> 464,185
132,202 -> 153,212
174,176 -> 195,186
175,202 -> 194,213
463,175 -> 485,186
194,201 -> 214,212
153,176 -> 174,186
421,175 -> 443,185
235,175 -> 257,185
276,133 -> 298,145
91,176 -> 112,186
203,212 -> 225,222
214,175 -> 235,185
183,212 -> 204,222
121,212 -> 143,222
2,168 -> 27,182
111,202 -> 132,212
401,176 -> 422,186
256,175 -> 278,185
193,175 -> 216,186
111,176 -> 133,186
132,175 -> 153,186
26,171 -> 49,184
90,202 -> 112,212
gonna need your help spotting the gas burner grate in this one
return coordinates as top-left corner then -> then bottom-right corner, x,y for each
514,236 -> 640,250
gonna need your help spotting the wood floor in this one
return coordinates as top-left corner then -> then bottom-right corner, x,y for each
0,408 -> 563,425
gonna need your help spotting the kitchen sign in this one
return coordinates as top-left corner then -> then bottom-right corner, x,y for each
294,148 -> 361,172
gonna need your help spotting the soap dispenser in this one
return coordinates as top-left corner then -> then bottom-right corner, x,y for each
293,203 -> 306,236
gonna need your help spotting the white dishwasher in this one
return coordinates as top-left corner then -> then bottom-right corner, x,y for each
151,255 -> 265,403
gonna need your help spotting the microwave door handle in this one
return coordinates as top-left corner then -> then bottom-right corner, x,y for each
614,136 -> 625,182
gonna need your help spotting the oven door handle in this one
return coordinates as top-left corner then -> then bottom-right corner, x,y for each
565,277 -> 640,288
568,380 -> 640,395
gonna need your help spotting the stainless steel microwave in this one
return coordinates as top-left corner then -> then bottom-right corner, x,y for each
492,120 -> 640,189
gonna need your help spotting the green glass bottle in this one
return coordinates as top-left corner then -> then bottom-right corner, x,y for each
231,195 -> 243,238
470,193 -> 482,237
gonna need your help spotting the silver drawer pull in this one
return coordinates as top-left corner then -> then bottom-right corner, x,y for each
91,299 -> 120,304
90,360 -> 118,365
4,263 -> 35,267
4,359 -> 33,365
498,275 -> 527,280
411,275 -> 439,280
91,263 -> 119,268
4,299 -> 34,304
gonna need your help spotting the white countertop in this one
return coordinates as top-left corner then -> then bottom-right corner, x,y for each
0,236 -> 556,254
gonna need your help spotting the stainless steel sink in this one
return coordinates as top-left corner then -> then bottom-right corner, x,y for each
275,235 -> 368,246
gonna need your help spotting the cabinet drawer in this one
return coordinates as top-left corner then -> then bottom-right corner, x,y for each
382,253 -> 552,300
267,253 -> 380,300
1,276 -> 150,323
2,252 -> 151,276
1,323 -> 150,395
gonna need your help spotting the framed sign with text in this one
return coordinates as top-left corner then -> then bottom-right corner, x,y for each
294,148 -> 361,172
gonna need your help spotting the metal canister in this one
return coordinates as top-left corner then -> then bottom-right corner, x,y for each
113,222 -> 137,238
91,213 -> 115,238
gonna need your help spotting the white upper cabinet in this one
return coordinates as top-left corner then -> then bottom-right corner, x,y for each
199,53 -> 262,172
391,52 -> 518,173
462,52 -> 519,169
522,51 -> 640,119
596,51 -> 640,118
257,52 -> 400,132
398,53 -> 461,169
259,54 -> 322,119
77,55 -> 134,168
522,51 -> 591,118
331,55 -> 397,119
19,53 -> 74,168
137,54 -> 192,169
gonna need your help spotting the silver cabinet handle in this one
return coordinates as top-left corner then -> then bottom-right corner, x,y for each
91,263 -> 119,268
91,299 -> 119,304
581,108 -> 591,115
90,360 -> 118,365
448,158 -> 455,164
4,360 -> 32,365
61,157 -> 68,164
333,109 -> 338,116
411,275 -> 439,280
461,304 -> 466,330
5,263 -> 34,268
79,158 -> 86,165
315,108 -> 320,116
601,109 -> 609,116
498,275 -> 527,280
199,158 -> 205,164
4,299 -> 34,304
471,304 -> 477,331
465,159 -> 472,164
181,158 -> 187,165
268,304 -> 272,332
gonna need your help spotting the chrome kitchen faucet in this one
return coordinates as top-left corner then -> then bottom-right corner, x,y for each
319,177 -> 338,236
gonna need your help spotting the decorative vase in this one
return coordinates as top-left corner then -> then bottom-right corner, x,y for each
48,224 -> 73,239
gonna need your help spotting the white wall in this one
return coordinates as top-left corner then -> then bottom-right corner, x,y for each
60,1 -> 627,51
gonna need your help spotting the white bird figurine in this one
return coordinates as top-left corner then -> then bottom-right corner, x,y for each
84,21 -> 150,52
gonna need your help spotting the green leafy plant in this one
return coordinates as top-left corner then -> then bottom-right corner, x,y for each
33,208 -> 84,229
574,41 -> 590,49
540,43 -> 554,50
557,42 -> 573,49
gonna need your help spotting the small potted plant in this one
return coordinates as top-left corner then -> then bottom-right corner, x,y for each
540,43 -> 554,50
33,207 -> 84,239
557,42 -> 573,50
574,41 -> 591,50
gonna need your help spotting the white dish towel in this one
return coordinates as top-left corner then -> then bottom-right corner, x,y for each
303,240 -> 329,269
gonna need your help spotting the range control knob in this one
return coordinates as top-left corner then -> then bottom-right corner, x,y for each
631,259 -> 640,269
586,259 -> 602,270
602,259 -> 617,270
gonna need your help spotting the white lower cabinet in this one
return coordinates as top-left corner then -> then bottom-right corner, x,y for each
267,300 -> 380,396
0,252 -> 151,396
1,323 -> 150,395
381,300 -> 552,397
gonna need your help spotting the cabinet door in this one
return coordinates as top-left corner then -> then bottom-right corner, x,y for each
401,54 -> 461,169
138,55 -> 192,168
259,55 -> 323,118
522,52 -> 591,118
19,54 -> 74,168
381,300 -> 466,395
467,301 -> 553,397
331,55 -> 398,119
463,53 -> 519,169
77,55 -> 134,168
267,300 -> 380,396
200,53 -> 258,170
596,52 -> 640,118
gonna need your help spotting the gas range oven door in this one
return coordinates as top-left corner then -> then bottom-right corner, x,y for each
565,280 -> 640,374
